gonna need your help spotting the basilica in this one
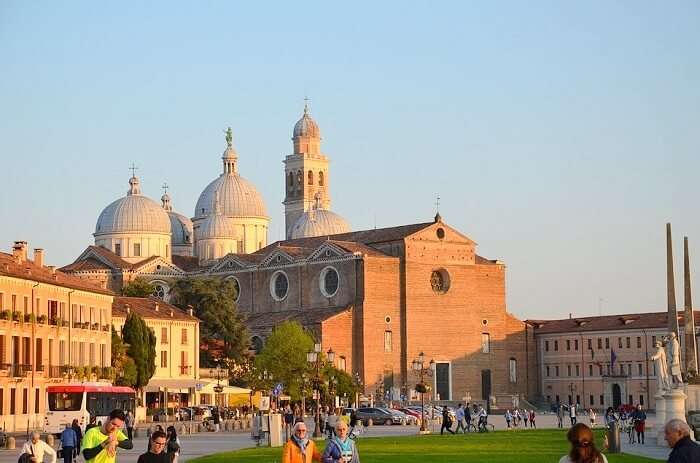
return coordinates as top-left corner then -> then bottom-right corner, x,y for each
61,105 -> 535,406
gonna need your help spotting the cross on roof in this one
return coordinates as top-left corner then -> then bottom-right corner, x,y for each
435,194 -> 441,213
129,163 -> 139,178
303,96 -> 310,114
162,183 -> 169,194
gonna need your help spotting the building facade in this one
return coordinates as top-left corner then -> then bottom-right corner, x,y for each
0,241 -> 113,431
111,297 -> 200,409
530,311 -> 700,410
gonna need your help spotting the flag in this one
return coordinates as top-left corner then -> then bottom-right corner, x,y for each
611,349 -> 617,368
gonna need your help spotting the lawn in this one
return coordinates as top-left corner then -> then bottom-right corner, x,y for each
189,429 -> 662,463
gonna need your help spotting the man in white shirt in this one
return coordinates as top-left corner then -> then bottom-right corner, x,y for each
21,431 -> 57,463
569,403 -> 577,426
454,404 -> 466,433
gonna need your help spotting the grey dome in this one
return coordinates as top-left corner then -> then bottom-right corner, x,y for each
95,177 -> 171,235
200,213 -> 238,239
293,105 -> 320,138
168,211 -> 193,245
290,209 -> 350,239
195,174 -> 267,219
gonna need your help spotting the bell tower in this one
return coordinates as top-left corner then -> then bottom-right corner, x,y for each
283,101 -> 331,238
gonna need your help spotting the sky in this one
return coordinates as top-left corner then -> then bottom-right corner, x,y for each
0,1 -> 698,320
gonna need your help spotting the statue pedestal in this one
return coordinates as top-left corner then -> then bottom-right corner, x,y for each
655,391 -> 667,446
685,383 -> 700,411
657,388 -> 688,446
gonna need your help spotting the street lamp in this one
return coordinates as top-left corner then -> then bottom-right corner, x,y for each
307,342 -> 335,438
412,351 -> 435,433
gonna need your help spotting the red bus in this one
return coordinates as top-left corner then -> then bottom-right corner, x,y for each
44,383 -> 136,434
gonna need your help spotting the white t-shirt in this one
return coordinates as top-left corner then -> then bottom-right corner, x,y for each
21,440 -> 57,463
558,454 -> 608,463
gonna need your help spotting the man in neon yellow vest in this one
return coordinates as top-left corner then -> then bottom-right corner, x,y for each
81,410 -> 134,463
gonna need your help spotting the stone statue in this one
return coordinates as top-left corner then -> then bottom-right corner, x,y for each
650,341 -> 671,391
224,127 -> 233,147
666,332 -> 684,386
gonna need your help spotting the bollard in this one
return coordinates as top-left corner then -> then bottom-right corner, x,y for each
6,436 -> 16,450
45,434 -> 55,447
180,425 -> 187,435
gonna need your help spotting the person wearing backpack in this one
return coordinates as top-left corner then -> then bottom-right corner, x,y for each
440,406 -> 454,435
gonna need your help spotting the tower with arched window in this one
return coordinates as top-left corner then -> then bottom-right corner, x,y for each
283,102 -> 332,238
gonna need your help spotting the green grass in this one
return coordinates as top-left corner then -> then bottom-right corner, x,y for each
189,429 -> 661,463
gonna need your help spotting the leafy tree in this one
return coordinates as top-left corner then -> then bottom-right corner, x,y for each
111,327 -> 137,386
170,278 -> 250,366
121,312 -> 157,389
254,321 -> 314,400
121,277 -> 155,297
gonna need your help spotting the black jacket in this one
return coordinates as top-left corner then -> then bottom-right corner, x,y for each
668,436 -> 700,463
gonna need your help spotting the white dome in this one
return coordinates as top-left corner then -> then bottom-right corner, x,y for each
293,104 -> 320,138
290,209 -> 350,239
195,174 -> 267,219
200,213 -> 238,239
168,211 -> 193,245
95,177 -> 171,235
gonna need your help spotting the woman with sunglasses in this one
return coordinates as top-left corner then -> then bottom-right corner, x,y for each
282,421 -> 320,463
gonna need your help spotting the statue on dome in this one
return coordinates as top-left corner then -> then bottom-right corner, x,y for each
224,127 -> 233,147
650,340 -> 671,391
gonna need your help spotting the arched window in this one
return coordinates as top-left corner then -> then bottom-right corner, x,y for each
296,170 -> 303,187
318,171 -> 325,186
287,172 -> 294,188
307,170 -> 314,185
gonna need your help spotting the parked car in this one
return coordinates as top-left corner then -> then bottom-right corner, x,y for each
388,409 -> 417,425
396,407 -> 421,419
355,407 -> 402,425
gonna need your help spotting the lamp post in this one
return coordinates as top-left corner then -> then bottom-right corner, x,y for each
212,364 -> 224,407
307,344 -> 334,438
353,372 -> 363,408
412,351 -> 435,433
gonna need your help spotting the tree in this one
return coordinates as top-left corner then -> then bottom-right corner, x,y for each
111,327 -> 137,386
121,312 -> 157,389
254,321 -> 314,400
170,278 -> 250,366
121,277 -> 155,297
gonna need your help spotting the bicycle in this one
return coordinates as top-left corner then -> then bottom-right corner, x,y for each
349,424 -> 365,440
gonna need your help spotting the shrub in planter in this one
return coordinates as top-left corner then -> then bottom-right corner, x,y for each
0,310 -> 10,320
12,311 -> 21,321
37,315 -> 47,324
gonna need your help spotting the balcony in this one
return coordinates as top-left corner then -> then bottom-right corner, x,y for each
179,365 -> 192,376
0,363 -> 10,375
48,365 -> 65,378
11,364 -> 32,377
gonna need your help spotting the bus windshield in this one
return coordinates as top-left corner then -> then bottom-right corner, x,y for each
48,392 -> 83,411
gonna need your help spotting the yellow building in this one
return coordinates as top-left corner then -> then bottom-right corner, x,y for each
111,297 -> 201,409
0,241 -> 114,431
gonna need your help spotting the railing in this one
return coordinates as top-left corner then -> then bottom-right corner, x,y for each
36,364 -> 45,372
0,363 -> 10,373
179,365 -> 192,376
11,364 -> 32,377
48,365 -> 64,377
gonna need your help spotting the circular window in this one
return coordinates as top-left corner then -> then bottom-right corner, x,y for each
436,228 -> 445,239
227,276 -> 241,303
482,319 -> 488,326
270,271 -> 289,301
430,269 -> 450,294
152,283 -> 167,299
385,316 -> 392,324
320,266 -> 340,297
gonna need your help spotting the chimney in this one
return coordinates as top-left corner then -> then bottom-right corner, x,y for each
666,223 -> 679,335
126,304 -> 131,314
187,305 -> 194,317
170,309 -> 174,318
154,303 -> 159,312
12,241 -> 27,263
569,313 -> 572,319
34,248 -> 44,267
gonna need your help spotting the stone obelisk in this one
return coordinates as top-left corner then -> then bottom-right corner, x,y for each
667,223 -> 679,336
684,236 -> 698,375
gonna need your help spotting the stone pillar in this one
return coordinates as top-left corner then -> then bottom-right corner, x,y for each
655,391 -> 667,446
657,389 -> 688,446
667,223 -> 679,336
683,237 -> 698,375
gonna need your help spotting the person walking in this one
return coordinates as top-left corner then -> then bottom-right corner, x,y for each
322,420 -> 360,463
20,431 -> 57,463
326,409 -> 338,438
588,409 -> 596,428
512,409 -> 520,428
81,409 -> 134,463
631,405 -> 646,445
664,419 -> 700,462
603,407 -> 617,429
464,403 -> 472,432
529,410 -> 536,429
136,430 -> 171,463
522,409 -> 529,428
558,423 -> 608,463
440,406 -> 454,435
165,426 -> 180,463
569,403 -> 577,426
125,412 -> 135,442
454,404 -> 466,433
60,423 -> 78,463
284,405 -> 295,441
282,421 -> 321,463
557,404 -> 564,429
504,409 -> 512,429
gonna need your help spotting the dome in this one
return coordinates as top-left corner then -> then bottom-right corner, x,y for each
200,213 -> 238,239
95,176 -> 171,235
290,208 -> 350,239
168,211 -> 193,245
293,103 -> 320,138
195,174 -> 267,219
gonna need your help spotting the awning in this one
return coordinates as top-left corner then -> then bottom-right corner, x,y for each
144,379 -> 202,393
198,382 -> 251,395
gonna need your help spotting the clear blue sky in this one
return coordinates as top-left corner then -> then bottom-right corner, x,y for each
1,1 -> 698,320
